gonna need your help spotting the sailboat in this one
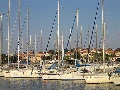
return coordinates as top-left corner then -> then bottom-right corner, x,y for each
58,9 -> 88,80
3,0 -> 11,78
9,2 -> 41,78
0,13 -> 4,77
2,0 -> 40,78
85,0 -> 113,84
41,0 -> 61,80
42,32 -> 85,80
10,35 -> 41,78
42,4 -> 88,80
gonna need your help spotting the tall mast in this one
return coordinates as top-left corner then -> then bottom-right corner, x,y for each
58,0 -> 60,70
56,32 -> 58,60
8,0 -> 10,66
1,14 -> 3,64
0,14 -> 3,65
76,9 -> 79,60
18,0 -> 20,69
102,0 -> 105,64
27,6 -> 29,66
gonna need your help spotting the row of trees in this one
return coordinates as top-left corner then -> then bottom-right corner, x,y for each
1,47 -> 119,64
43,49 -> 115,63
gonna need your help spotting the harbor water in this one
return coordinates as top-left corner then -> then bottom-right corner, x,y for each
0,78 -> 120,90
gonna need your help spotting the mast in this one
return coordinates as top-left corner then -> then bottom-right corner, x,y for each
40,30 -> 42,65
80,27 -> 82,50
34,34 -> 36,62
88,25 -> 90,63
1,14 -> 3,64
103,22 -> 105,61
27,6 -> 29,66
70,29 -> 71,59
8,0 -> 10,66
80,27 -> 82,59
54,38 -> 56,60
61,32 -> 64,62
102,0 -> 105,64
76,9 -> 79,60
22,38 -> 23,60
58,0 -> 60,70
18,0 -> 20,69
61,31 -> 64,71
0,14 -> 3,65
96,24 -> 98,61
30,35 -> 31,51
56,32 -> 58,60
40,30 -> 42,52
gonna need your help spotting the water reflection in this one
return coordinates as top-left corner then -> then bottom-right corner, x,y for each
42,80 -> 86,90
0,78 -> 42,90
85,83 -> 115,90
42,80 -> 60,90
0,78 -> 120,90
60,80 -> 85,90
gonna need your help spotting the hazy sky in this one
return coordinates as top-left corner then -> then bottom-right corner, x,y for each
0,0 -> 120,54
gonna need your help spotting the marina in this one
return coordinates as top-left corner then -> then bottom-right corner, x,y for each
0,0 -> 120,89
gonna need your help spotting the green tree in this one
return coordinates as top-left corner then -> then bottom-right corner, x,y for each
10,54 -> 18,63
48,50 -> 54,55
115,48 -> 120,52
74,51 -> 81,59
1,54 -> 7,64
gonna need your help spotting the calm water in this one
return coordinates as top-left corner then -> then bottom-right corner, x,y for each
0,77 -> 119,90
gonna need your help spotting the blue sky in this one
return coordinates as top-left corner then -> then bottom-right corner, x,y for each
0,0 -> 120,54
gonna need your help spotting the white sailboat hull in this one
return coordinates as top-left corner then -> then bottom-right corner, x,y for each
112,73 -> 120,85
10,69 -> 41,78
60,73 -> 85,80
85,73 -> 113,84
42,74 -> 60,80
42,72 -> 86,80
3,70 -> 11,78
0,71 -> 4,77
112,77 -> 120,85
